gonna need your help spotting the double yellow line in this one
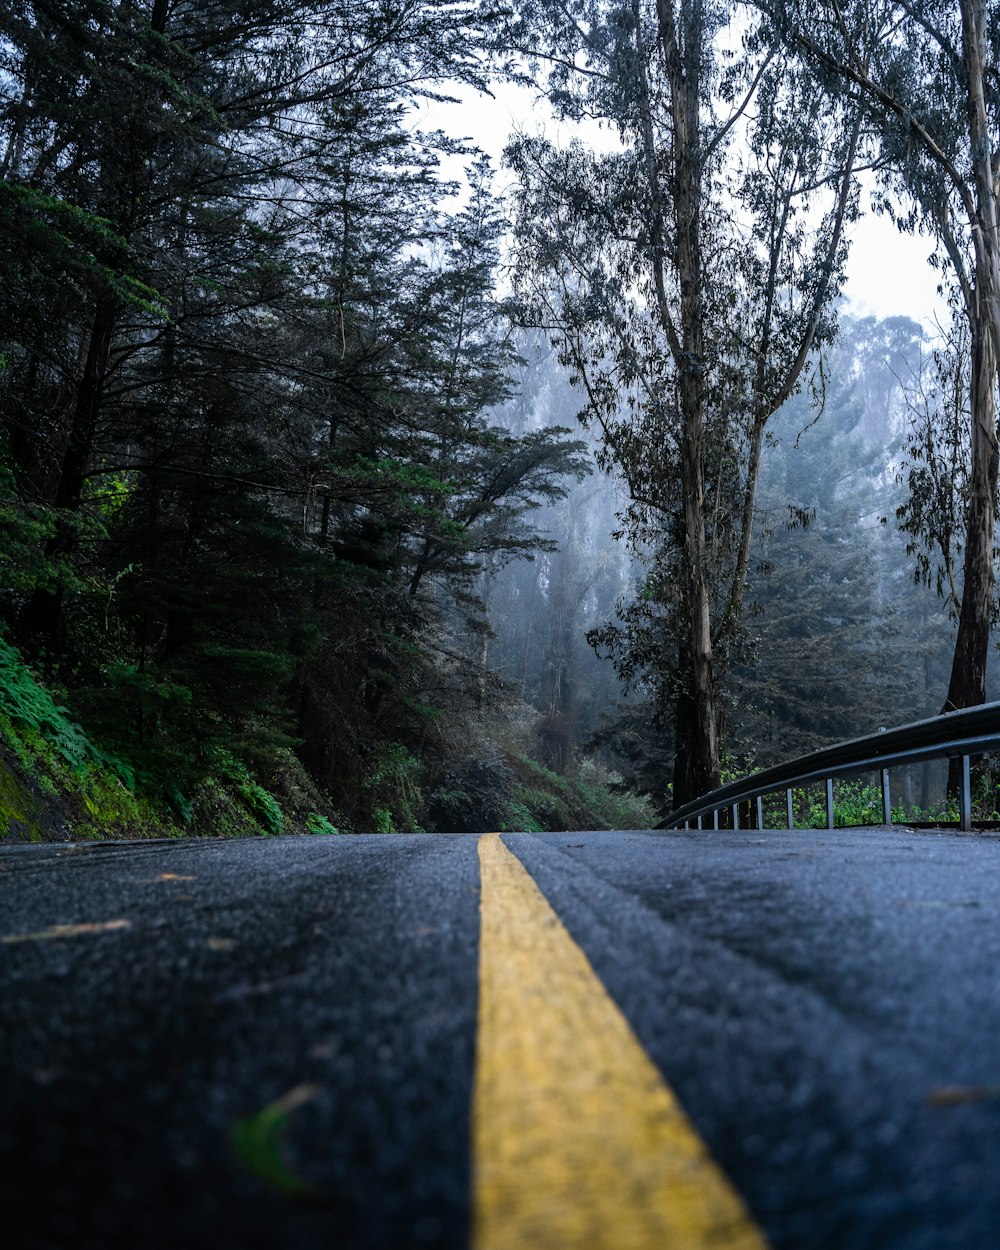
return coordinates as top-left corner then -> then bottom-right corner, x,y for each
472,833 -> 769,1250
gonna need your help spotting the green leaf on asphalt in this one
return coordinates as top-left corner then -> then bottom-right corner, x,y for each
231,1083 -> 324,1198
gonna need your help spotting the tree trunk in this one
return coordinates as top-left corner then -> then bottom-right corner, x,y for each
671,634 -> 717,805
944,0 -> 1000,725
664,0 -> 720,806
20,294 -> 118,646
477,564 -> 493,710
943,315 -> 997,714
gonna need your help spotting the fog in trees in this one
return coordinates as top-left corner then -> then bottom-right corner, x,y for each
1,1 -> 997,838
485,315 -> 982,817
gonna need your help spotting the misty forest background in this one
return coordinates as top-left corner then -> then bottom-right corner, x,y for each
2,0 -> 998,841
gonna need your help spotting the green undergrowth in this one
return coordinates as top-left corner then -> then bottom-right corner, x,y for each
0,635 -> 340,842
0,634 -> 653,841
758,775 -> 1000,829
0,632 -> 160,841
500,751 -> 656,833
420,711 -> 656,834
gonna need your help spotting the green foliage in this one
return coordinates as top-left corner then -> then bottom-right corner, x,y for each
499,800 -> 544,834
0,465 -> 56,599
85,473 -> 133,521
306,812 -> 341,835
364,744 -> 424,833
0,1 -> 630,844
213,751 -> 283,836
762,779 -> 956,830
501,742 -> 655,833
573,759 -> 658,831
0,633 -> 176,840
374,806 -> 396,834
0,633 -> 121,779
0,633 -> 336,843
0,181 -> 163,315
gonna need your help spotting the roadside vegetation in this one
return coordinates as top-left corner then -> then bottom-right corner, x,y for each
2,2 -> 997,840
760,777 -> 1000,830
0,631 -> 652,841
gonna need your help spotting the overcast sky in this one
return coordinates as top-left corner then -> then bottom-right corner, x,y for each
422,81 -> 947,333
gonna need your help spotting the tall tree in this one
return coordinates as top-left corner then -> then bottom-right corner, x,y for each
505,0 -> 860,805
1,0 -> 501,645
2,0 -> 601,830
732,314 -> 952,770
757,0 -> 1000,720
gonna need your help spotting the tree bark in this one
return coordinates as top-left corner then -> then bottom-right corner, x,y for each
943,315 -> 997,714
20,294 -> 118,646
944,0 -> 1000,719
662,0 -> 720,804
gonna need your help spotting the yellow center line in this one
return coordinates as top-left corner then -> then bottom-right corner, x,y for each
472,833 -> 769,1250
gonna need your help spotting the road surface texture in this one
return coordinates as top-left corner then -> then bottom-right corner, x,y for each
1,826 -> 999,1249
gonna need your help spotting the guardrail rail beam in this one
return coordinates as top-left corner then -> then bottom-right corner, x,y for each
662,702 -> 1000,834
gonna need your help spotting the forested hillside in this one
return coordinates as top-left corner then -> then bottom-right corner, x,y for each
0,0 -> 653,838
2,1 -> 997,839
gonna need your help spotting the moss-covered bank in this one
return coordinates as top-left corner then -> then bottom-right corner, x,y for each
0,633 -> 654,843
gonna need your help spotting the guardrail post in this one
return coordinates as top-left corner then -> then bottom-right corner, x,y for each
960,755 -> 972,831
786,788 -> 794,829
697,815 -> 702,830
825,777 -> 834,829
756,796 -> 764,830
881,768 -> 891,825
712,808 -> 720,831
732,803 -> 739,831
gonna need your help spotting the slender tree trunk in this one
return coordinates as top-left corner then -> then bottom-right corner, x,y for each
671,644 -> 694,804
944,317 -> 997,713
20,293 -> 118,645
679,414 -> 720,802
664,0 -> 719,804
477,564 -> 493,710
542,553 -> 577,773
720,111 -> 860,646
944,0 -> 1000,725
519,561 -> 542,695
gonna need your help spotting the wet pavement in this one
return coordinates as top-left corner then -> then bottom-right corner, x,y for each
1,826 -> 999,1249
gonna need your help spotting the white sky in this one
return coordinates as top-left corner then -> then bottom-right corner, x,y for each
841,211 -> 945,329
420,81 -> 948,333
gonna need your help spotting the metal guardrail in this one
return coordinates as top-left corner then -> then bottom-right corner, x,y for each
663,702 -> 1000,833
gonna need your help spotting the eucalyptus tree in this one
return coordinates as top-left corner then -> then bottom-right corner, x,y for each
732,314 -> 945,770
505,0 -> 861,805
755,0 -> 1000,721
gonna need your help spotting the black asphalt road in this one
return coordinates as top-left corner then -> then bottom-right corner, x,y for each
2,827 -> 1000,1249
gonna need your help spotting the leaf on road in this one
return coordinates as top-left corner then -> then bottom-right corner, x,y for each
206,936 -> 236,951
232,1084 -> 325,1198
141,873 -> 197,882
1,919 -> 131,945
928,1085 -> 1000,1107
215,971 -> 309,1002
